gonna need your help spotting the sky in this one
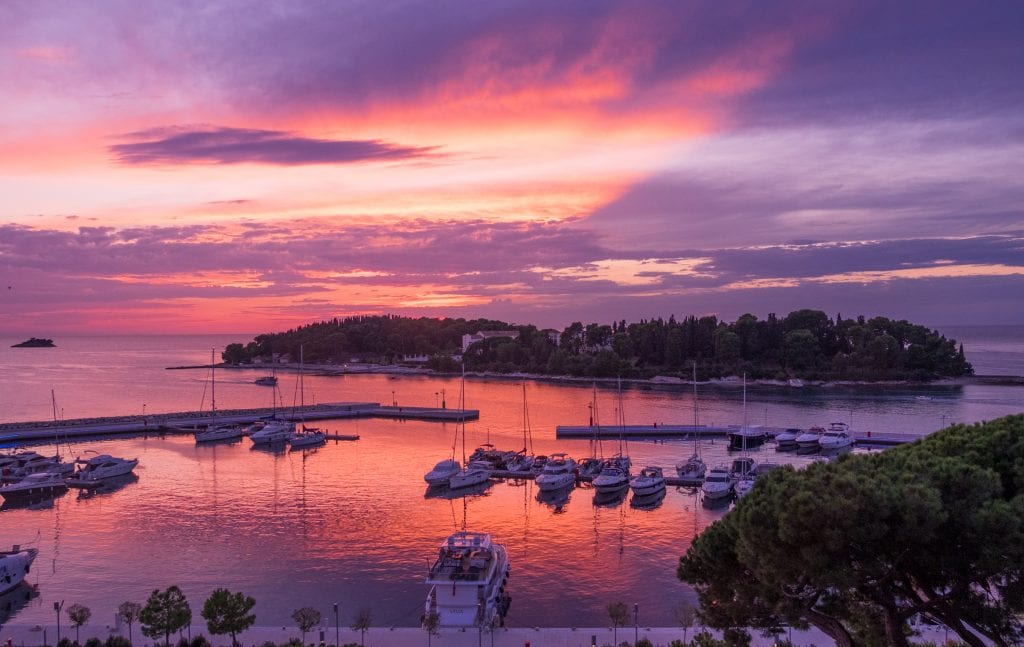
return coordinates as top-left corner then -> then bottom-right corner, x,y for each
1,0 -> 1022,335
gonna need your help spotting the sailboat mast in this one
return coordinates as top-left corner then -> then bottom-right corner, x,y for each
692,362 -> 699,456
211,348 -> 217,424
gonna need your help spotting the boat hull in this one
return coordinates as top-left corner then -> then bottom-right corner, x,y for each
0,548 -> 38,596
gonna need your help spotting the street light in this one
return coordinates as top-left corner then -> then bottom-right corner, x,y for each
441,388 -> 446,409
391,390 -> 396,407
435,392 -> 439,408
55,600 -> 64,644
634,603 -> 639,645
333,603 -> 339,647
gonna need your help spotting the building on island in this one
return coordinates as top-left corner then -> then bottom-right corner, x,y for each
461,330 -> 520,352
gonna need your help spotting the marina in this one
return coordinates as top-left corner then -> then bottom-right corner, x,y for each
0,332 -> 1021,630
555,424 -> 919,446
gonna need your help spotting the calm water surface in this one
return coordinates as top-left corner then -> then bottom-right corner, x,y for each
1,330 -> 1022,628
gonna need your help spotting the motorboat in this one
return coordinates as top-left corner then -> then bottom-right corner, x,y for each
675,454 -> 706,485
796,426 -> 825,451
534,453 -> 576,491
0,545 -> 38,595
727,425 -> 767,450
289,426 -> 326,448
424,531 -> 510,628
819,422 -> 855,450
1,452 -> 62,483
0,473 -> 68,500
424,458 -> 461,485
701,465 -> 733,500
775,428 -> 802,449
504,451 -> 534,473
529,455 -> 549,474
448,461 -> 491,490
734,475 -> 756,499
577,457 -> 603,478
254,375 -> 278,386
629,466 -> 666,496
730,457 -> 758,480
592,459 -> 630,493
250,419 -> 295,445
195,424 -> 245,443
66,455 -> 138,486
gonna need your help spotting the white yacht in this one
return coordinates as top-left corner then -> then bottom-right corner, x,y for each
629,466 -> 666,496
66,455 -> 138,486
675,455 -> 706,486
534,453 -> 576,491
774,428 -> 802,449
289,426 -> 326,448
1,452 -> 61,483
424,458 -> 461,485
0,473 -> 68,500
424,531 -> 510,628
796,426 -> 825,450
701,465 -> 733,500
819,422 -> 855,450
250,419 -> 295,445
195,424 -> 245,443
449,461 -> 492,490
592,458 -> 630,493
0,545 -> 38,595
734,475 -> 756,499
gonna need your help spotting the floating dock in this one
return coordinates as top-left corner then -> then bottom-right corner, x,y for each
555,424 -> 921,447
0,402 -> 477,445
489,469 -> 701,487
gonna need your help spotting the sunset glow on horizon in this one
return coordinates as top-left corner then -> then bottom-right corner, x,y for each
1,1 -> 1022,335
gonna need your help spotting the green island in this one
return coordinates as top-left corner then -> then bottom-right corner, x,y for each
223,309 -> 971,382
11,336 -> 55,347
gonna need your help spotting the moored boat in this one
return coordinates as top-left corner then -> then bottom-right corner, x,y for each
775,428 -> 802,449
701,465 -> 733,500
0,545 -> 38,595
0,472 -> 68,500
424,531 -> 510,628
819,422 -> 855,450
796,426 -> 825,451
66,455 -> 138,486
534,453 -> 576,491
629,466 -> 666,496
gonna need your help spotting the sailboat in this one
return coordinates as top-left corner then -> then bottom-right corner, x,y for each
448,367 -> 491,490
731,374 -> 758,498
196,349 -> 245,443
675,362 -> 707,485
290,346 -> 326,448
727,374 -> 767,449
592,384 -> 632,494
505,383 -> 536,473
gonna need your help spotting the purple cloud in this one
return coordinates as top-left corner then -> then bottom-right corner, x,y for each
110,127 -> 436,165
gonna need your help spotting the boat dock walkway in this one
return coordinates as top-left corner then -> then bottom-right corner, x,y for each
488,469 -> 700,488
0,402 -> 477,445
556,424 -> 920,446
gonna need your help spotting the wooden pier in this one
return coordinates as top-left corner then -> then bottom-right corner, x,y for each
0,402 -> 477,445
555,424 -> 922,447
488,469 -> 700,487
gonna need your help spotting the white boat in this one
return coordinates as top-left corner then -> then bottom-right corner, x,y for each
534,453 -> 576,491
195,349 -> 245,443
0,472 -> 68,500
0,545 -> 38,595
448,461 -> 491,490
730,456 -> 758,480
701,465 -> 733,500
775,428 -> 802,449
424,531 -> 510,628
591,461 -> 630,493
66,455 -> 138,486
796,426 -> 825,450
676,364 -> 706,485
0,452 -> 61,483
734,475 -> 756,498
629,466 -> 666,496
289,426 -> 326,448
819,422 -> 855,450
424,459 -> 461,485
250,419 -> 295,445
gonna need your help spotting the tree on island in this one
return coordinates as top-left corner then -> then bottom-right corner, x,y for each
118,601 -> 143,647
679,414 -> 1024,646
606,601 -> 628,645
140,586 -> 192,647
67,603 -> 91,645
350,608 -> 372,647
291,607 -> 320,646
201,588 -> 256,647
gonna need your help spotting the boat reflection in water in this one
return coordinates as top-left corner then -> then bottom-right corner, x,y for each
76,473 -> 139,499
0,583 -> 39,624
592,486 -> 628,508
423,479 -> 493,500
0,489 -> 68,511
701,491 -> 733,510
536,484 -> 573,511
630,487 -> 666,511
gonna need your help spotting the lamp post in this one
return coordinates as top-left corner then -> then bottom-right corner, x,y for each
441,388 -> 446,409
54,600 -> 64,644
434,392 -> 439,408
333,603 -> 339,647
634,603 -> 639,645
588,402 -> 593,426
391,390 -> 396,407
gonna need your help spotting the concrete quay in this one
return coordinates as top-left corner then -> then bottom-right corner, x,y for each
0,403 -> 478,446
555,424 -> 920,447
